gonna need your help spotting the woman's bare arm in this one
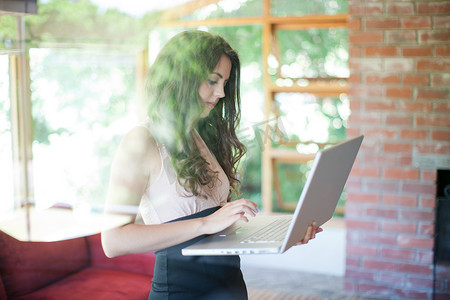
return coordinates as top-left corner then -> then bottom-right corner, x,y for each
101,126 -> 258,258
102,200 -> 255,257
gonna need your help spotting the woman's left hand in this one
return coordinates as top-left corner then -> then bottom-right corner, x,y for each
296,221 -> 323,245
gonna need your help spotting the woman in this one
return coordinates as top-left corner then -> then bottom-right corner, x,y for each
101,30 -> 321,300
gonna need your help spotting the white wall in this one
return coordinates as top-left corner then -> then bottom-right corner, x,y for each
240,221 -> 346,276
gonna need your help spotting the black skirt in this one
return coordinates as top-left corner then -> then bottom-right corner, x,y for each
148,206 -> 248,300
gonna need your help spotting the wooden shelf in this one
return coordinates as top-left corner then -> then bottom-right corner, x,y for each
162,14 -> 348,28
270,83 -> 348,96
270,148 -> 315,163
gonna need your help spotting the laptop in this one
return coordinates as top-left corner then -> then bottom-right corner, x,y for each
182,135 -> 364,256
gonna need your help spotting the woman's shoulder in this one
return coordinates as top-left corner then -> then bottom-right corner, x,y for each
124,125 -> 152,140
116,124 -> 162,183
118,124 -> 160,159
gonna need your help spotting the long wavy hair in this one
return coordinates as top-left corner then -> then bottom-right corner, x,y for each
146,30 -> 246,199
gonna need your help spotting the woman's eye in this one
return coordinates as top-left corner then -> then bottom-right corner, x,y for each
208,79 -> 217,85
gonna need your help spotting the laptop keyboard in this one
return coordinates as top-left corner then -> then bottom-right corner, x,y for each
240,218 -> 291,244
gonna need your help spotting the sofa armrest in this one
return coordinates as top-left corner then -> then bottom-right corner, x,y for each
86,233 -> 155,276
0,230 -> 89,298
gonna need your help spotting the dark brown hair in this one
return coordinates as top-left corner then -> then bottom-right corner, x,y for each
146,30 -> 245,199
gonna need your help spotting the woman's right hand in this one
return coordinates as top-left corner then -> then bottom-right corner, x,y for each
200,199 -> 258,235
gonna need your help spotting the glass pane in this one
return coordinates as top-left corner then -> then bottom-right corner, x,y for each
274,161 -> 346,216
271,92 -> 349,213
149,26 -> 262,74
29,48 -> 139,211
179,0 -> 262,21
274,162 -> 310,211
0,55 -> 15,219
274,93 -> 349,144
271,28 -> 349,84
0,15 -> 19,52
271,0 -> 348,16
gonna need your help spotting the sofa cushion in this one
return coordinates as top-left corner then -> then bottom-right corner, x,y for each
16,267 -> 152,300
86,234 -> 155,276
0,231 -> 89,298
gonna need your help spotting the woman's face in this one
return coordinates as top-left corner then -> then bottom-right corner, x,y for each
198,54 -> 232,118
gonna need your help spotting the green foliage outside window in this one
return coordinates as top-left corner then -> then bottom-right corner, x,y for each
0,15 -> 18,51
275,28 -> 349,80
29,47 -> 138,209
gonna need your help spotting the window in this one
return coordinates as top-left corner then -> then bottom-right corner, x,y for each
0,55 -> 14,219
29,48 -> 139,211
1,0 -> 349,226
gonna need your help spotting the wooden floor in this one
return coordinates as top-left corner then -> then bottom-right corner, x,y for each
248,288 -> 317,300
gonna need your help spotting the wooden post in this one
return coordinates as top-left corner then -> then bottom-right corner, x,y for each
261,0 -> 273,212
136,49 -> 149,121
9,16 -> 34,240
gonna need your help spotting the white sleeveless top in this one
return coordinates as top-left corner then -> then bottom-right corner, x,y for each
138,126 -> 229,224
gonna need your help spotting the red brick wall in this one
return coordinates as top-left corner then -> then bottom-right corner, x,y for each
346,0 -> 450,299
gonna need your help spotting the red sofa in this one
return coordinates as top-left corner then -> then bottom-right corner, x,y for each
0,230 -> 155,299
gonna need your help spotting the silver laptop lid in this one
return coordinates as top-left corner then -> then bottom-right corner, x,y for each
280,135 -> 363,253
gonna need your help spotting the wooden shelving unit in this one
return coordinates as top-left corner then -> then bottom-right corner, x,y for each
260,1 -> 348,212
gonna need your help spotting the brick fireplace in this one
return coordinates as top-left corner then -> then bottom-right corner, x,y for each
345,0 -> 450,299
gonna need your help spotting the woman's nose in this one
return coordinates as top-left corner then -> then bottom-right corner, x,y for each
215,85 -> 225,98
